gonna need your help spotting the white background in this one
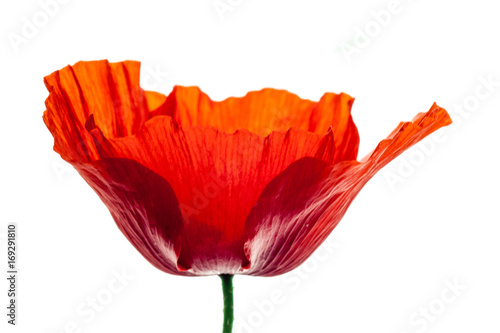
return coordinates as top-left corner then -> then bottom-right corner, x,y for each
1,0 -> 499,332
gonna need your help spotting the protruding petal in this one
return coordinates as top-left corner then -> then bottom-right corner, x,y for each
243,104 -> 452,276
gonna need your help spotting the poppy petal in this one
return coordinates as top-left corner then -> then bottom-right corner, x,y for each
43,60 -> 153,162
151,86 -> 359,162
85,115 -> 338,274
144,90 -> 168,113
243,104 -> 452,276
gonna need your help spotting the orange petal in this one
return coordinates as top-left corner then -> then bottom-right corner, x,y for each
144,90 -> 168,112
43,60 -> 159,162
152,86 -> 359,162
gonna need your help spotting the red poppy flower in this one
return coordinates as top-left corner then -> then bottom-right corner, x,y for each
43,60 -> 451,279
44,60 -> 452,331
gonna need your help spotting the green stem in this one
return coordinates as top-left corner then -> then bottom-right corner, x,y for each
220,274 -> 234,333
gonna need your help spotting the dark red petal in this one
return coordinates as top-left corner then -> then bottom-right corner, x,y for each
74,158 -> 188,275
243,104 -> 452,276
87,116 -> 337,275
